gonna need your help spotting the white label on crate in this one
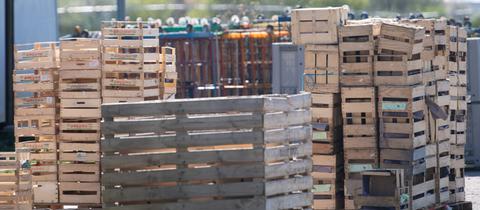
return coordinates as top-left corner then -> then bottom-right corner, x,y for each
312,131 -> 327,141
89,60 -> 100,68
40,74 -> 50,81
76,152 -> 88,161
382,102 -> 407,110
46,97 -> 54,104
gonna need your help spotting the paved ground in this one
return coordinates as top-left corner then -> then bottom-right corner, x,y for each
465,170 -> 480,209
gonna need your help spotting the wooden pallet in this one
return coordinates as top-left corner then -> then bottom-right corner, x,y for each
377,23 -> 425,58
0,150 -> 32,210
339,24 -> 376,86
374,54 -> 423,86
312,155 -> 343,210
291,6 -> 348,45
60,39 -> 100,70
14,42 -> 59,70
304,45 -> 340,93
311,93 -> 341,155
378,85 -> 426,151
101,21 -> 161,102
101,93 -> 313,209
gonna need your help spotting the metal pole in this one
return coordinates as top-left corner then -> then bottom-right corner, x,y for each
117,0 -> 126,20
5,0 -> 14,127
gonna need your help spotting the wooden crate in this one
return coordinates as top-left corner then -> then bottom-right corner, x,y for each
160,71 -> 177,100
0,149 -> 32,210
311,93 -> 341,155
58,142 -> 100,183
60,38 -> 100,70
401,20 -> 434,60
101,21 -> 161,102
59,70 -> 101,99
378,85 -> 426,150
101,93 -> 313,209
33,181 -> 58,204
450,85 -> 467,145
339,24 -> 376,86
353,169 -> 407,210
374,54 -> 423,86
16,141 -> 57,182
291,6 -> 349,45
377,23 -> 425,58
59,182 -> 101,204
59,98 -> 101,142
312,155 -> 343,210
304,45 -> 340,93
14,42 -> 59,70
341,87 -> 376,149
344,148 -> 378,201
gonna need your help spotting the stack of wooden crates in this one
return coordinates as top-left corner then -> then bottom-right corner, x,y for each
449,26 -> 468,203
13,42 -> 59,204
58,39 -> 102,204
339,22 -> 379,210
12,24 -> 178,207
292,7 -> 469,209
0,149 -> 32,210
292,6 -> 349,210
101,21 -> 177,103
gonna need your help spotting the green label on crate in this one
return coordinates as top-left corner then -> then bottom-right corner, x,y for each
312,184 -> 332,193
348,164 -> 373,173
382,102 -> 407,110
313,131 -> 327,140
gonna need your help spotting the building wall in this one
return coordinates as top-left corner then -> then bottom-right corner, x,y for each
14,0 -> 57,44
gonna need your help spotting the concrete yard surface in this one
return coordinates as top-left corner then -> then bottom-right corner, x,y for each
465,170 -> 480,209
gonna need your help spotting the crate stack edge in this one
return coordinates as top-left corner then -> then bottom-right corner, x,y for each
13,42 -> 59,204
448,26 -> 467,203
292,6 -> 349,210
58,38 -> 102,205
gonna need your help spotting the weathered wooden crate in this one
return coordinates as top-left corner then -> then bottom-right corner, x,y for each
59,70 -> 101,99
291,6 -> 349,45
59,98 -> 101,142
58,142 -> 100,182
14,42 -> 59,70
378,85 -> 426,150
377,23 -> 425,58
304,45 -> 340,93
60,38 -> 100,70
449,144 -> 466,203
450,85 -> 467,145
341,87 -> 376,149
33,181 -> 58,204
15,141 -> 57,182
312,155 -> 342,210
0,149 -> 32,210
352,167 -> 435,210
311,93 -> 341,155
59,182 -> 101,204
101,93 -> 313,209
344,148 -> 378,204
160,71 -> 177,100
374,54 -> 423,86
101,21 -> 161,103
14,115 -> 56,138
339,24 -> 376,86
401,19 -> 447,59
